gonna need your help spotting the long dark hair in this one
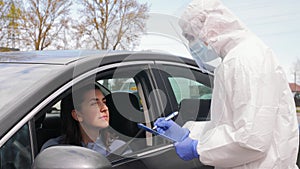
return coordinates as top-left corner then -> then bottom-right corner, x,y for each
60,83 -> 116,149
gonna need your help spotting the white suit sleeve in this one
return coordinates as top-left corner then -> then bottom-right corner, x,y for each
194,45 -> 284,167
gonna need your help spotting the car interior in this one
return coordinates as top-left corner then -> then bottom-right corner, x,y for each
105,92 -> 147,151
176,98 -> 211,126
35,105 -> 62,152
33,83 -> 150,155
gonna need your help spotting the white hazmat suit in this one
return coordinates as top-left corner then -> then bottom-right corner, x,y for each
179,0 -> 299,168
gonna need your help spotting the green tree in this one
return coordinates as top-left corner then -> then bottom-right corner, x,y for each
6,2 -> 21,48
20,0 -> 72,50
0,0 -> 4,12
74,0 -> 149,50
0,0 -> 22,49
0,0 -> 7,42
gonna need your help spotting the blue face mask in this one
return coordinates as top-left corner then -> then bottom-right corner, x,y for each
189,40 -> 219,70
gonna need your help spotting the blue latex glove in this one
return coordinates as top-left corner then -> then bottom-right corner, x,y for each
154,118 -> 189,142
175,136 -> 199,161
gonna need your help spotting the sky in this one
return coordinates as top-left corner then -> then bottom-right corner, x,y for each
136,0 -> 300,83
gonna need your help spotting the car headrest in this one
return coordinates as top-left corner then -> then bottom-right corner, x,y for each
178,99 -> 211,123
35,108 -> 53,128
35,113 -> 46,128
105,92 -> 145,140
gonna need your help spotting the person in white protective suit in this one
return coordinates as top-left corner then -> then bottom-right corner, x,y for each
154,0 -> 299,168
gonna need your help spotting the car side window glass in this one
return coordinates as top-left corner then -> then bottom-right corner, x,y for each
169,77 -> 212,103
99,78 -> 137,93
158,64 -> 213,123
99,78 -> 138,94
0,124 -> 32,169
98,78 -> 142,110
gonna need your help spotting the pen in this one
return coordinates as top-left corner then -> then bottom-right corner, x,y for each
153,111 -> 178,130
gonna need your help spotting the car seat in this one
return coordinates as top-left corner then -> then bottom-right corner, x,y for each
176,98 -> 211,125
35,111 -> 61,152
105,92 -> 146,150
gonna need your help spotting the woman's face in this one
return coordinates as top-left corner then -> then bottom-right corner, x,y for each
77,89 -> 109,130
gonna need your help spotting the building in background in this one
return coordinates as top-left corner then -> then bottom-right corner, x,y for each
290,83 -> 300,107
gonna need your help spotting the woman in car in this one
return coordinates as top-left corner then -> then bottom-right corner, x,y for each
41,83 -> 131,156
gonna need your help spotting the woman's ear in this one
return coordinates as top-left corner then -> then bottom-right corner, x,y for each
71,110 -> 83,122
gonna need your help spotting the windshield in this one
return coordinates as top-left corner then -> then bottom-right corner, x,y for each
0,64 -> 62,111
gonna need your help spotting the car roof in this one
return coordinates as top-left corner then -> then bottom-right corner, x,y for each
0,49 -> 197,65
0,50 -> 201,70
0,50 -> 112,65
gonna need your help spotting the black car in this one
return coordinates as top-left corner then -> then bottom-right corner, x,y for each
0,50 -> 214,169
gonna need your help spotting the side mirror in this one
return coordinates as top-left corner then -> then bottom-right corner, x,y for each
33,146 -> 112,169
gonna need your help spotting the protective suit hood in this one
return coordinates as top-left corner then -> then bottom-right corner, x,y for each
179,0 -> 249,58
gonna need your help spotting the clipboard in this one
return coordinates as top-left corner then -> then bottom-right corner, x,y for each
137,123 -> 176,142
